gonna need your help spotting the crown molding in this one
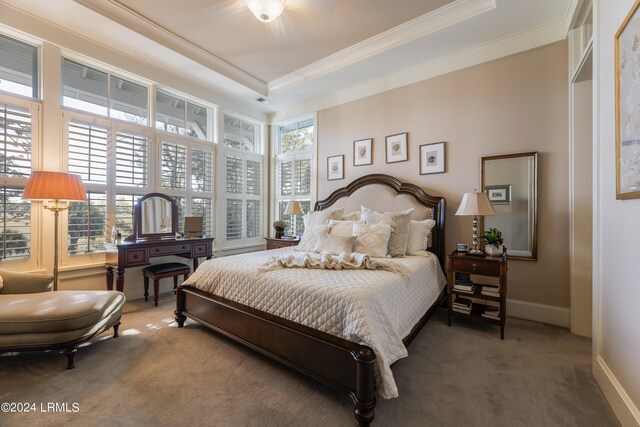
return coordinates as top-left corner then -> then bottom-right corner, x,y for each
73,0 -> 268,95
270,17 -> 567,123
267,0 -> 496,94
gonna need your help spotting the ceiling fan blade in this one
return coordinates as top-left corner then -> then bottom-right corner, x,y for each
285,0 -> 337,15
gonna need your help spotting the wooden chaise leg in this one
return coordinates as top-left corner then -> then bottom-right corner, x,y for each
353,348 -> 376,426
174,287 -> 186,327
113,321 -> 121,338
64,346 -> 78,370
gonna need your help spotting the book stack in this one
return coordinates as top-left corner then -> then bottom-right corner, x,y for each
482,306 -> 500,320
481,284 -> 500,298
452,296 -> 472,314
453,272 -> 475,294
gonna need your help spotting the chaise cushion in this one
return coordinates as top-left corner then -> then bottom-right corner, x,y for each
0,290 -> 125,335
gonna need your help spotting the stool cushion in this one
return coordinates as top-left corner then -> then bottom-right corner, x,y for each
143,263 -> 190,275
0,290 -> 125,335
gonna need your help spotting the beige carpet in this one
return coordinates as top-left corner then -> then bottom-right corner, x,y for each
2,295 -> 618,427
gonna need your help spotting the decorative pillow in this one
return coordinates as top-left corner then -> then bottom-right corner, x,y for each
328,219 -> 364,237
361,206 -> 414,257
313,233 -> 356,255
353,222 -> 392,258
406,219 -> 436,255
342,211 -> 361,221
302,208 -> 344,231
298,224 -> 331,251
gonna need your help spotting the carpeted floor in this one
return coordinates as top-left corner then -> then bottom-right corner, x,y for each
2,295 -> 618,427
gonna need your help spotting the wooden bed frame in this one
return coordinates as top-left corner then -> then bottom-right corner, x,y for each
175,174 -> 446,426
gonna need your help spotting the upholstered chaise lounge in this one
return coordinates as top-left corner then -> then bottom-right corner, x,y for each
0,269 -> 125,369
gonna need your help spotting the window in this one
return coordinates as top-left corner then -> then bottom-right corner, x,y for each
155,90 -> 207,139
160,136 -> 214,236
223,114 -> 263,246
65,113 -> 151,255
0,101 -> 34,260
62,58 -> 148,124
275,118 -> 314,236
0,34 -> 38,98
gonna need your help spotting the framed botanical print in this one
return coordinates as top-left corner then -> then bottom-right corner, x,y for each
385,132 -> 408,163
419,141 -> 446,174
327,155 -> 344,181
353,138 -> 373,166
616,0 -> 640,199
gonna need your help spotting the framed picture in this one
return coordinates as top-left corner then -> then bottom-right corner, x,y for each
419,141 -> 446,174
327,155 -> 344,181
353,138 -> 373,166
485,184 -> 511,205
184,216 -> 204,238
385,132 -> 408,163
616,0 -> 640,199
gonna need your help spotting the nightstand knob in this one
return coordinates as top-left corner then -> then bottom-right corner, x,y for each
472,263 -> 477,271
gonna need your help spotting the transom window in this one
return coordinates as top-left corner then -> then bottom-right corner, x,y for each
0,34 -> 38,99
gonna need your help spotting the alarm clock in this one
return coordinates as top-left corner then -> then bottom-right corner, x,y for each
456,243 -> 469,253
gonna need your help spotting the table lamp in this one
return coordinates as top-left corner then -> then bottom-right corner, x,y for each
455,190 -> 495,255
23,171 -> 87,290
284,200 -> 304,216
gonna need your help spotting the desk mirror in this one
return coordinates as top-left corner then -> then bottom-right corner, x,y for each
481,152 -> 537,260
132,193 -> 178,240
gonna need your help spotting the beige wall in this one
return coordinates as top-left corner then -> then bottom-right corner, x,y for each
595,0 -> 640,422
317,41 -> 569,308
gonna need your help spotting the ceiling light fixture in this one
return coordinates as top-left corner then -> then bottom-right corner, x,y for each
246,0 -> 285,23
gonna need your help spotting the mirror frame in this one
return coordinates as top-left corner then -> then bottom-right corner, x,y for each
130,193 -> 178,240
480,152 -> 538,261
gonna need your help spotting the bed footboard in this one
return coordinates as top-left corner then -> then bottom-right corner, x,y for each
175,285 -> 377,426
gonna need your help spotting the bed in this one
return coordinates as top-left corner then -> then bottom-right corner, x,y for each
174,174 -> 446,425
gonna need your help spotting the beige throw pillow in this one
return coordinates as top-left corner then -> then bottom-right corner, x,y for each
342,211 -> 361,221
406,219 -> 437,255
353,222 -> 392,258
361,206 -> 414,257
313,233 -> 356,255
302,208 -> 344,230
298,224 -> 331,251
328,219 -> 364,237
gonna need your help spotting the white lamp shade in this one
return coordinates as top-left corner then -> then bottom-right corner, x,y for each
455,191 -> 496,216
284,200 -> 304,215
246,0 -> 285,22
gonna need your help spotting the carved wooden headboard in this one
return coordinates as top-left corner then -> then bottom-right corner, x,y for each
315,174 -> 446,269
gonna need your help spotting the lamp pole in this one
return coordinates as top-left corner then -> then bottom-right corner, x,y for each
44,200 -> 70,291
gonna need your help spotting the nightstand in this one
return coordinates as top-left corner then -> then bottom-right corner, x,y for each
265,237 -> 300,250
446,251 -> 508,339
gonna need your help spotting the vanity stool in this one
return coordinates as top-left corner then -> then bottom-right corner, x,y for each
142,263 -> 190,306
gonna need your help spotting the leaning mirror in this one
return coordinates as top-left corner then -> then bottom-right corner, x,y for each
481,152 -> 537,260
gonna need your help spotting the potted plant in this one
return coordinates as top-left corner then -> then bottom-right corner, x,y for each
481,227 -> 504,256
273,220 -> 287,239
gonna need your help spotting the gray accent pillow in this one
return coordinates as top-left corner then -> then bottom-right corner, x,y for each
313,233 -> 356,255
361,206 -> 414,257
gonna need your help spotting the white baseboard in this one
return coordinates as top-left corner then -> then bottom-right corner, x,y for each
594,356 -> 640,427
506,299 -> 570,328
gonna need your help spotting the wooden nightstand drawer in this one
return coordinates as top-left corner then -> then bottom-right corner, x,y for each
265,238 -> 300,250
451,256 -> 500,276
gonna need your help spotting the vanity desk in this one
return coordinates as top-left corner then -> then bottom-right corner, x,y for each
104,193 -> 213,292
105,237 -> 213,292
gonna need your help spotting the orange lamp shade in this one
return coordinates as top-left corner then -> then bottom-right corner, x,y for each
22,172 -> 87,201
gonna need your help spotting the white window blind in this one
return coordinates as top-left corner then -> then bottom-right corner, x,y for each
225,151 -> 262,244
276,153 -> 312,236
68,191 -> 106,255
116,131 -> 147,187
68,121 -> 108,184
0,102 -> 33,260
161,142 -> 187,190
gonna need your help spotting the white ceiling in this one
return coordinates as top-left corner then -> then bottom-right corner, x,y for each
0,0 -> 577,121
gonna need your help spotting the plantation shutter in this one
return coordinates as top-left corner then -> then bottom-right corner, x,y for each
161,142 -> 187,190
68,191 -> 107,255
116,131 -> 147,187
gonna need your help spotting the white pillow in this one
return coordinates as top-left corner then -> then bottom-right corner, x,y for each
406,219 -> 436,255
298,224 -> 331,251
328,219 -> 364,237
342,211 -> 361,221
361,206 -> 414,257
353,222 -> 392,258
313,233 -> 356,255
302,208 -> 344,230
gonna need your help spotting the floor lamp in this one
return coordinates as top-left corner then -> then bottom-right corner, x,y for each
23,172 -> 87,291
455,190 -> 496,255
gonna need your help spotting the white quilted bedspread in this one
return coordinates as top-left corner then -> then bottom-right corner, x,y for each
182,247 -> 446,399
